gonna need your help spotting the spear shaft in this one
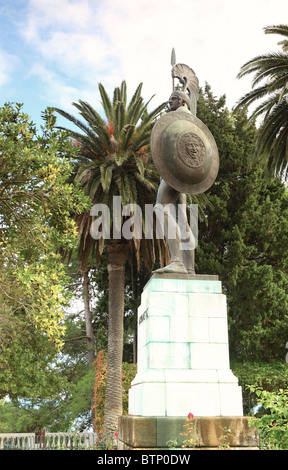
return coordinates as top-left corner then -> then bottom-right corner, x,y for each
171,48 -> 176,92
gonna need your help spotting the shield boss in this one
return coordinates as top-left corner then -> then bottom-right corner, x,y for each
151,109 -> 219,194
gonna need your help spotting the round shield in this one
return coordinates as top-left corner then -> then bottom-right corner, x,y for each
150,108 -> 219,194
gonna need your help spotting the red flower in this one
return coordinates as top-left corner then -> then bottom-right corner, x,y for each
114,432 -> 118,437
188,412 -> 194,419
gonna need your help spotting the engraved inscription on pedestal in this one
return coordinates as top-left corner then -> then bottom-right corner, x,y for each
139,308 -> 148,325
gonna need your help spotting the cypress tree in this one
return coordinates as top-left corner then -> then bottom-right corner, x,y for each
196,85 -> 288,362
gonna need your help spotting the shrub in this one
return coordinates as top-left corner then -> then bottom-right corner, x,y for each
249,386 -> 288,449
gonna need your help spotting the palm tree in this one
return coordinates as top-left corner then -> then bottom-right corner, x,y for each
55,81 -> 167,434
235,24 -> 288,179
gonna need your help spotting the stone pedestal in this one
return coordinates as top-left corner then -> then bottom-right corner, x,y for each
128,274 -> 243,417
118,416 -> 259,450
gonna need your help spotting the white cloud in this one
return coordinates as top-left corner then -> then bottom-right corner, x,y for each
79,0 -> 288,108
23,0 -> 94,35
21,1 -> 110,72
16,0 -> 288,114
29,63 -> 86,110
0,49 -> 19,87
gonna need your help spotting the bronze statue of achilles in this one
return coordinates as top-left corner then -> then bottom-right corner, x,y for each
150,49 -> 219,274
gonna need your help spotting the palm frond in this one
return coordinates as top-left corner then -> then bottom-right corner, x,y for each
113,87 -> 121,107
247,92 -> 280,121
126,97 -> 145,125
265,24 -> 288,40
270,125 -> 288,178
119,124 -> 136,149
55,108 -> 95,137
145,101 -> 167,122
72,100 -> 105,129
130,125 -> 152,152
55,105 -> 109,158
255,98 -> 288,175
234,85 -> 270,111
88,175 -> 102,201
120,81 -> 127,107
100,162 -> 114,192
72,100 -> 112,150
134,171 -> 158,192
114,171 -> 137,206
127,83 -> 143,113
75,161 -> 98,183
134,154 -> 145,176
113,152 -> 131,167
237,53 -> 288,81
98,83 -> 113,121
114,100 -> 126,137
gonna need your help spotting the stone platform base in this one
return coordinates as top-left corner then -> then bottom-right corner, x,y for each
118,416 -> 259,450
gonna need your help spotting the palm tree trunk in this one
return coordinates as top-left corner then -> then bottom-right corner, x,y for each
82,270 -> 96,365
103,244 -> 127,435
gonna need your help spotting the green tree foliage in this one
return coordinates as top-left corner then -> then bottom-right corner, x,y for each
0,304 -> 97,432
0,103 -> 89,398
232,360 -> 288,416
0,370 -> 94,433
196,86 -> 288,362
235,24 -> 288,179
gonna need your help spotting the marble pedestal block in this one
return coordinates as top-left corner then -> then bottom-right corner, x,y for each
128,274 -> 243,417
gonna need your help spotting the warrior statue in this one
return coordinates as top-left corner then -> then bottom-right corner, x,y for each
151,49 -> 219,274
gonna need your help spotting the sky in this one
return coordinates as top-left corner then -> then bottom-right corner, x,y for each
0,0 -> 287,130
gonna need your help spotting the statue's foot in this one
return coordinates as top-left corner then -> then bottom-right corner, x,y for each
186,268 -> 196,275
153,261 -> 188,274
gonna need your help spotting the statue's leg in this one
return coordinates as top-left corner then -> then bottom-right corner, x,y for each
154,180 -> 187,274
181,223 -> 195,274
178,194 -> 196,274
